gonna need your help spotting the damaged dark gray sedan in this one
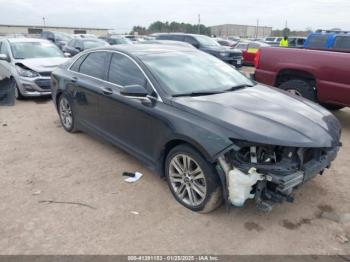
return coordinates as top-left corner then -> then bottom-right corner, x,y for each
51,44 -> 341,213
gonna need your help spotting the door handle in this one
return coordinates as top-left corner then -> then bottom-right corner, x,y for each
102,87 -> 113,95
70,76 -> 78,83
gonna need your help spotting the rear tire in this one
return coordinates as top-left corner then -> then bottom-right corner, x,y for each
58,94 -> 77,133
165,144 -> 223,213
279,79 -> 316,102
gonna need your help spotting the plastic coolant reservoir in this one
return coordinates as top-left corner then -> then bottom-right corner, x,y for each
228,168 -> 264,207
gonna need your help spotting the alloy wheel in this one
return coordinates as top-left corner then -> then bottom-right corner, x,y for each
59,97 -> 73,129
168,154 -> 207,207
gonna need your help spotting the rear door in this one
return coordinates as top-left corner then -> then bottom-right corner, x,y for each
69,51 -> 110,129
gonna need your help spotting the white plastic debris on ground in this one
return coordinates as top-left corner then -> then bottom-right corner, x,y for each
124,172 -> 143,183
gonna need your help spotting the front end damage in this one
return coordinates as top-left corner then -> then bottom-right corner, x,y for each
217,141 -> 340,211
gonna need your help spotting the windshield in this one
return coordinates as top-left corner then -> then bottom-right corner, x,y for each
10,41 -> 64,59
55,33 -> 72,42
194,35 -> 220,47
83,40 -> 108,49
142,50 -> 254,96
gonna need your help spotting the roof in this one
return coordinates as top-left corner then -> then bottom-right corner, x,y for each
5,37 -> 51,43
101,44 -> 197,56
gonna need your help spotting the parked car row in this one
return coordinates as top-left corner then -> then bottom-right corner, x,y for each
1,29 -> 345,213
155,33 -> 243,67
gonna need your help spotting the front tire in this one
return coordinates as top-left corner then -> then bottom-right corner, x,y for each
165,144 -> 223,213
13,80 -> 24,100
279,79 -> 316,102
58,95 -> 77,133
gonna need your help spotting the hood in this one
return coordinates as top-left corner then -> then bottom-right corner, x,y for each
16,57 -> 70,73
172,84 -> 341,148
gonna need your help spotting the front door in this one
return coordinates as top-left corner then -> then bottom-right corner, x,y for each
99,52 -> 166,163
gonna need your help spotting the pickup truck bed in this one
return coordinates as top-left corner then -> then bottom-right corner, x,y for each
254,47 -> 350,108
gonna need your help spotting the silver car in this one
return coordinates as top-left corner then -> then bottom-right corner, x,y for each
0,38 -> 69,99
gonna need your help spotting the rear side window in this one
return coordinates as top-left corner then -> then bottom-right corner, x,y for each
297,38 -> 305,45
108,53 -> 147,87
70,54 -> 87,72
158,34 -> 184,41
307,35 -> 328,49
248,42 -> 260,49
79,52 -> 109,79
171,35 -> 185,41
157,34 -> 171,40
184,36 -> 198,46
332,36 -> 350,50
67,39 -> 75,47
236,43 -> 248,50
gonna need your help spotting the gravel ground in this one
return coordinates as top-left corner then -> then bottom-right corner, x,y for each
0,70 -> 349,254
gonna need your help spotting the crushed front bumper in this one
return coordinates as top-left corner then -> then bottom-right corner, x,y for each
217,145 -> 340,211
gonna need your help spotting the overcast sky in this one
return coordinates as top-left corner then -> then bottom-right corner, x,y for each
0,0 -> 348,32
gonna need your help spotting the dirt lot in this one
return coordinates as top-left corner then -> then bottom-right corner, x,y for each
1,71 -> 350,254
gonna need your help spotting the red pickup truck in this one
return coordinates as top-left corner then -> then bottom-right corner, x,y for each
254,47 -> 350,110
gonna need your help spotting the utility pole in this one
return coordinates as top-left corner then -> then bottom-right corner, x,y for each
198,14 -> 201,34
42,17 -> 46,27
256,19 -> 259,39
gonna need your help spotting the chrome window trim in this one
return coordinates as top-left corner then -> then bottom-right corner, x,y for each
67,49 -> 163,102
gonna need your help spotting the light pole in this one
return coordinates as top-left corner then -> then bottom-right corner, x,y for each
198,14 -> 201,34
42,17 -> 46,27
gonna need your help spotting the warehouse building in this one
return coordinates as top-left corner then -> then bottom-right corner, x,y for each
210,24 -> 272,38
0,24 -> 109,36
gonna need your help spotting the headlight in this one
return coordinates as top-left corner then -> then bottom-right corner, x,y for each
15,65 -> 39,78
219,52 -> 230,57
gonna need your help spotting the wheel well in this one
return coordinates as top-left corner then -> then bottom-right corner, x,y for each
160,139 -> 209,177
276,69 -> 316,87
55,92 -> 62,110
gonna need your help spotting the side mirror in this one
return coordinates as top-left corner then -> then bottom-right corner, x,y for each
0,54 -> 10,62
64,52 -> 71,57
120,84 -> 149,98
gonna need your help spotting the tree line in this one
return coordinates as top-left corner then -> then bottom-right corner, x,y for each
131,21 -> 211,35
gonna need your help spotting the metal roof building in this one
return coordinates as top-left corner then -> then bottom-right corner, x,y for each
210,24 -> 272,38
0,24 -> 109,36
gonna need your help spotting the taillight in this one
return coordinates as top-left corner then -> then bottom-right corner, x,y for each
254,50 -> 260,68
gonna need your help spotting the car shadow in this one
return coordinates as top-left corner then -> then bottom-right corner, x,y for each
333,108 -> 350,131
18,96 -> 52,104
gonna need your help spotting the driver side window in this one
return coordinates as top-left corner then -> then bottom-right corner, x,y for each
108,53 -> 147,87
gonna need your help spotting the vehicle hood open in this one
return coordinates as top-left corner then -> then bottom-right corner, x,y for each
16,57 -> 69,73
172,84 -> 341,148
